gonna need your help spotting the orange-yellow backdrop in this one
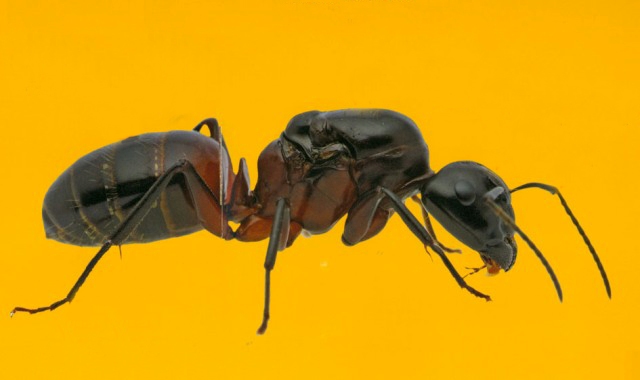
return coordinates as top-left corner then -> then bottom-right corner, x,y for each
1,1 -> 638,379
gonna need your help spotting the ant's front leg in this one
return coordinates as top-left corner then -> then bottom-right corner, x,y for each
383,188 -> 491,301
411,195 -> 461,254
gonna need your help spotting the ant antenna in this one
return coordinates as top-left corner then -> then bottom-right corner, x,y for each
484,187 -> 563,302
510,182 -> 611,298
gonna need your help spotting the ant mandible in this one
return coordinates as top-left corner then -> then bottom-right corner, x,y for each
12,109 -> 611,334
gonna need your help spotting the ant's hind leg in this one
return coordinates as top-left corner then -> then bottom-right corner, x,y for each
12,159 -> 232,316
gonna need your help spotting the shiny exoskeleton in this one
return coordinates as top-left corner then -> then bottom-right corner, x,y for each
13,109 -> 611,334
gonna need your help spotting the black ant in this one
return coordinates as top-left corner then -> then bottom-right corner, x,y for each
12,109 -> 611,334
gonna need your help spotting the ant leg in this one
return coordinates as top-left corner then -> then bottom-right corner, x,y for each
510,182 -> 611,298
11,241 -> 113,315
194,118 -> 232,155
12,159 -> 231,316
193,118 -> 221,142
257,198 -> 291,335
380,188 -> 491,301
411,195 -> 461,254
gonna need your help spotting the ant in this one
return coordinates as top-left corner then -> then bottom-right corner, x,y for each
12,109 -> 611,334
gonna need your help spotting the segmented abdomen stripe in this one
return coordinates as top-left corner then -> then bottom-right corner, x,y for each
69,165 -> 106,244
111,134 -> 171,242
102,144 -> 124,224
157,133 -> 182,235
43,200 -> 76,244
43,131 -> 214,246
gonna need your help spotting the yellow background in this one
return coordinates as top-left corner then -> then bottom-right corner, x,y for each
1,1 -> 638,379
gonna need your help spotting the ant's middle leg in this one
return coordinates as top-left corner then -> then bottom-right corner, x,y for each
256,198 -> 291,335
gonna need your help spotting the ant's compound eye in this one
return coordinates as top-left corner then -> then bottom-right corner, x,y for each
454,180 -> 476,206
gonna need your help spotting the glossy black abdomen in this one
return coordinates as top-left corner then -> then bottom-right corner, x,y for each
43,130 -> 218,246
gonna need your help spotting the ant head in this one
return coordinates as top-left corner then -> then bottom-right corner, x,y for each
421,161 -> 609,301
421,161 -> 517,273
